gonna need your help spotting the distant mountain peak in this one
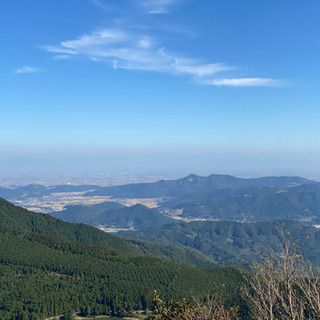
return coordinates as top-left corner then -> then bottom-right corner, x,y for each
184,174 -> 201,182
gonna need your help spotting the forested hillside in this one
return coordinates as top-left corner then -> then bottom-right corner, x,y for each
0,197 -> 215,268
52,203 -> 173,229
0,197 -> 138,253
0,199 -> 245,320
119,219 -> 320,266
160,185 -> 320,222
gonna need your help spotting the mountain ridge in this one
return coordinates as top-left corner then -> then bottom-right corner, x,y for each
84,174 -> 314,198
0,197 -> 213,268
118,219 -> 320,266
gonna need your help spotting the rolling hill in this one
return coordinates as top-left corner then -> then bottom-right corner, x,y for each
0,197 -> 214,268
50,201 -> 126,225
119,219 -> 320,266
84,174 -> 314,198
160,185 -> 320,223
51,203 -> 174,229
0,197 -> 137,253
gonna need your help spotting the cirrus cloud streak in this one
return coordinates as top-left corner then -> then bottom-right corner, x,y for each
44,28 -> 231,78
200,77 -> 283,87
14,66 -> 41,74
44,28 -> 282,87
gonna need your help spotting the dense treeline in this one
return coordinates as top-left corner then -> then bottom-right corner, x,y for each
0,198 -> 137,253
161,184 -> 320,223
127,238 -> 215,269
119,219 -> 320,266
0,198 -> 246,319
0,198 -> 217,268
0,227 -> 245,319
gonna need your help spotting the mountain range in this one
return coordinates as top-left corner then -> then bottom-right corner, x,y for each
83,174 -> 314,198
2,173 -> 320,230
45,174 -> 320,226
1,174 -> 313,201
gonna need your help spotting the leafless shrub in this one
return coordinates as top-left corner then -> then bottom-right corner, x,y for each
242,229 -> 320,320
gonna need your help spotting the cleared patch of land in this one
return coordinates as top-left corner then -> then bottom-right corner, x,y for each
12,191 -> 163,213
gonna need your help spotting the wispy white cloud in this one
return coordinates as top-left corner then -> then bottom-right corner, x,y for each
44,28 -> 230,78
52,55 -> 72,60
82,1 -> 282,87
44,28 -> 282,87
140,0 -> 180,14
14,66 -> 41,74
200,77 -> 283,87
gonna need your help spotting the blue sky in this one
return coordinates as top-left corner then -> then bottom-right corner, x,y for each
1,0 -> 320,177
